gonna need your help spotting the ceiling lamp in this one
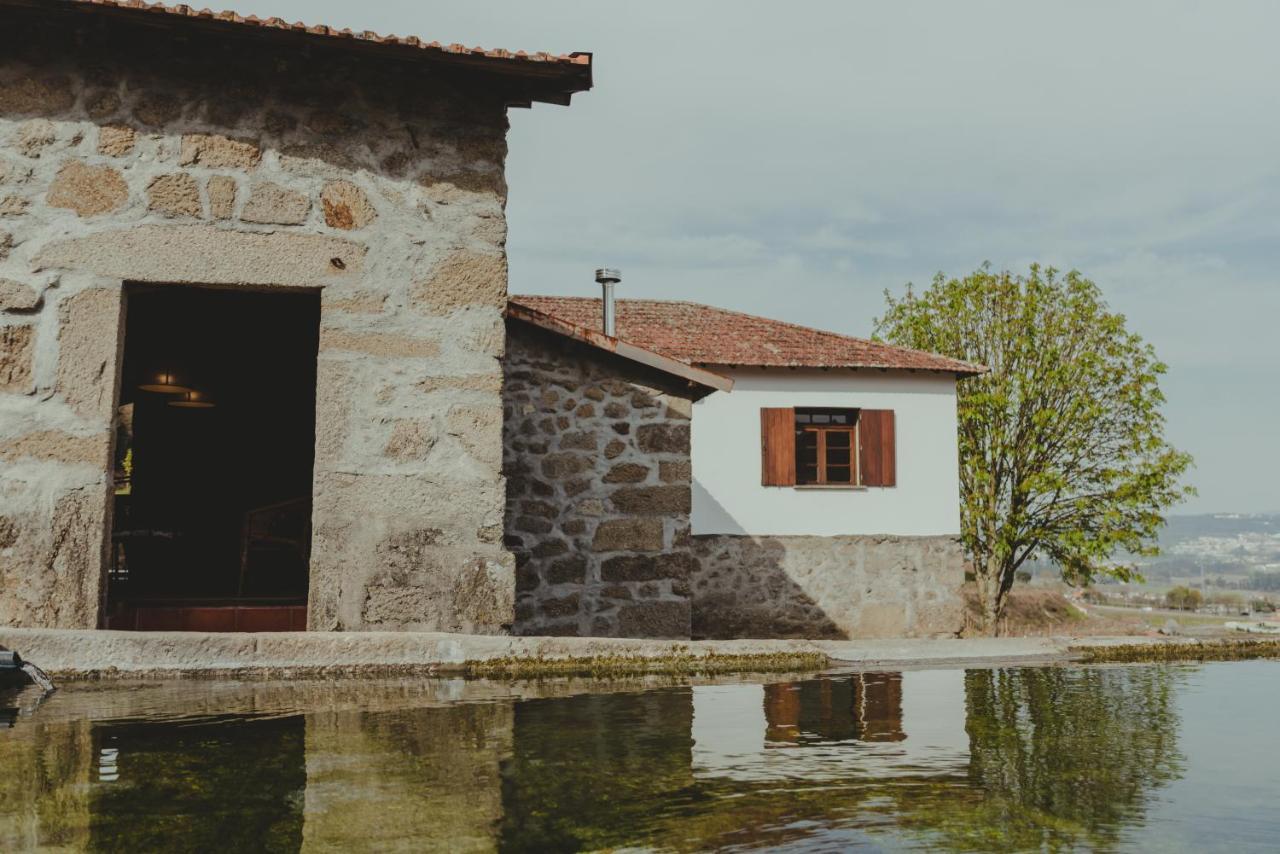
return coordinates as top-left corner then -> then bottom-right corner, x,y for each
169,390 -> 216,409
138,369 -> 193,394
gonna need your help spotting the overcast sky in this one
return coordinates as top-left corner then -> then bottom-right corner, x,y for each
254,1 -> 1278,514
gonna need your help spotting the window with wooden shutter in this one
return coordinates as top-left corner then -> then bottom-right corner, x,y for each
760,407 -> 796,486
795,408 -> 858,485
859,409 -> 896,487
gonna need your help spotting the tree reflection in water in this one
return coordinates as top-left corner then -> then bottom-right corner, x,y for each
955,666 -> 1186,851
498,666 -> 1185,851
0,665 -> 1188,852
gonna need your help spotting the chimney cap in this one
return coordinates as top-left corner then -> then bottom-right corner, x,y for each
595,268 -> 621,285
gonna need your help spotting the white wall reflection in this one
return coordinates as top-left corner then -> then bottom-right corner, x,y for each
692,670 -> 970,782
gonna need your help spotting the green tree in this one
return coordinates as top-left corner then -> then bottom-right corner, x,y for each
876,265 -> 1193,633
1165,585 -> 1203,612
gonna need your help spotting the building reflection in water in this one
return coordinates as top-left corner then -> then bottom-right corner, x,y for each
0,665 -> 1185,852
761,672 -> 905,744
0,681 -> 513,853
0,673 -> 970,849
693,670 -> 970,782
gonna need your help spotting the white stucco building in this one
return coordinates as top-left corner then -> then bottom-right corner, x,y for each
510,294 -> 982,639
692,369 -> 962,538
690,669 -> 970,782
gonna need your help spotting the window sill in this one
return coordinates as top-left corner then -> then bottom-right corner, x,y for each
794,484 -> 868,491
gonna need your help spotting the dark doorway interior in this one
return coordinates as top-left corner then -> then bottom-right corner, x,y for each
106,286 -> 320,630
90,715 -> 306,849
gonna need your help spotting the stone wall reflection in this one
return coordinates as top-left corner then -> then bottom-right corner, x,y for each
0,667 -> 1187,851
0,681 -> 517,853
301,702 -> 511,852
499,688 -> 696,850
0,705 -> 93,851
89,715 -> 306,851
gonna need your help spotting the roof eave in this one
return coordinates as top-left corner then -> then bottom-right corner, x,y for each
695,361 -> 988,377
505,303 -> 734,393
512,296 -> 990,374
17,0 -> 593,107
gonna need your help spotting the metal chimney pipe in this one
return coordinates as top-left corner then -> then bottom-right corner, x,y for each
596,268 -> 621,336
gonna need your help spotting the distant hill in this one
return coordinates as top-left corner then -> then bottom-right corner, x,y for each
1025,513 -> 1280,590
1159,513 -> 1280,543
1138,513 -> 1280,578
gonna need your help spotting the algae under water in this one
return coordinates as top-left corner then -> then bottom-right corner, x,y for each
1,660 -> 1276,852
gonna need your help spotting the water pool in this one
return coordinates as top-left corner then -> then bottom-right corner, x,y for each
2,660 -> 1276,851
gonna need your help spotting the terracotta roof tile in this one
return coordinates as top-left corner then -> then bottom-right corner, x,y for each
46,1 -> 592,89
510,296 -> 984,375
506,301 -> 734,392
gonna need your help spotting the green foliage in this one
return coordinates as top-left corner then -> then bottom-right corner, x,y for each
1077,637 -> 1280,663
958,666 -> 1185,849
499,667 -> 1186,851
1165,585 -> 1204,611
875,264 -> 1193,632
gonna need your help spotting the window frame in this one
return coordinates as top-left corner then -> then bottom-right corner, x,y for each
794,408 -> 861,487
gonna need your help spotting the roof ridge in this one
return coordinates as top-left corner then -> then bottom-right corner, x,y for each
676,300 -> 981,370
511,294 -> 982,372
512,294 -> 720,315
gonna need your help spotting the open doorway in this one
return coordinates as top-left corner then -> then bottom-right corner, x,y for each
106,285 -> 321,631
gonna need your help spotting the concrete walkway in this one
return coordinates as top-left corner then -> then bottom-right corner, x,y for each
0,628 -> 1200,680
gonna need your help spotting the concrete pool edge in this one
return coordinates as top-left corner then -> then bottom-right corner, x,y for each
1,629 -> 1276,680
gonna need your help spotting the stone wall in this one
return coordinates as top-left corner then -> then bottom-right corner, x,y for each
0,11 -> 514,630
503,321 -> 700,638
690,535 -> 966,639
502,321 -> 965,641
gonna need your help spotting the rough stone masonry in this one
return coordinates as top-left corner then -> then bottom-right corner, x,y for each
690,533 -> 966,639
503,321 -> 702,638
0,8 -> 524,631
502,319 -> 966,640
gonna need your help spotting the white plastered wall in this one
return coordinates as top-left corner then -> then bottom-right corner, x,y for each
691,368 -> 962,537
690,670 -> 970,781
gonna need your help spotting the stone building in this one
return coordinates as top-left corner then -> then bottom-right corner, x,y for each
0,1 -> 590,632
502,301 -> 731,638
1,1 -> 978,642
506,295 -> 983,639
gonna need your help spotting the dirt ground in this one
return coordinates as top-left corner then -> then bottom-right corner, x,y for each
960,586 -> 1239,638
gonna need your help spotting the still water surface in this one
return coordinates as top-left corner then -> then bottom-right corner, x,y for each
1,661 -> 1276,852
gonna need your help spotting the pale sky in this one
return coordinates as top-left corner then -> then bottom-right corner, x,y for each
249,1 -> 1279,514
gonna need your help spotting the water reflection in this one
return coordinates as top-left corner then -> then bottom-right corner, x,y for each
692,671 -> 970,786
92,715 -> 306,851
0,665 -> 1202,852
962,667 -> 1185,851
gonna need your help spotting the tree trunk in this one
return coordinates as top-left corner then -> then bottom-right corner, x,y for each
973,555 -> 1010,636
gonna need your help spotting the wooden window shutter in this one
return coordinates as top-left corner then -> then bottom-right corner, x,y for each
859,409 -> 896,487
760,407 -> 796,486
